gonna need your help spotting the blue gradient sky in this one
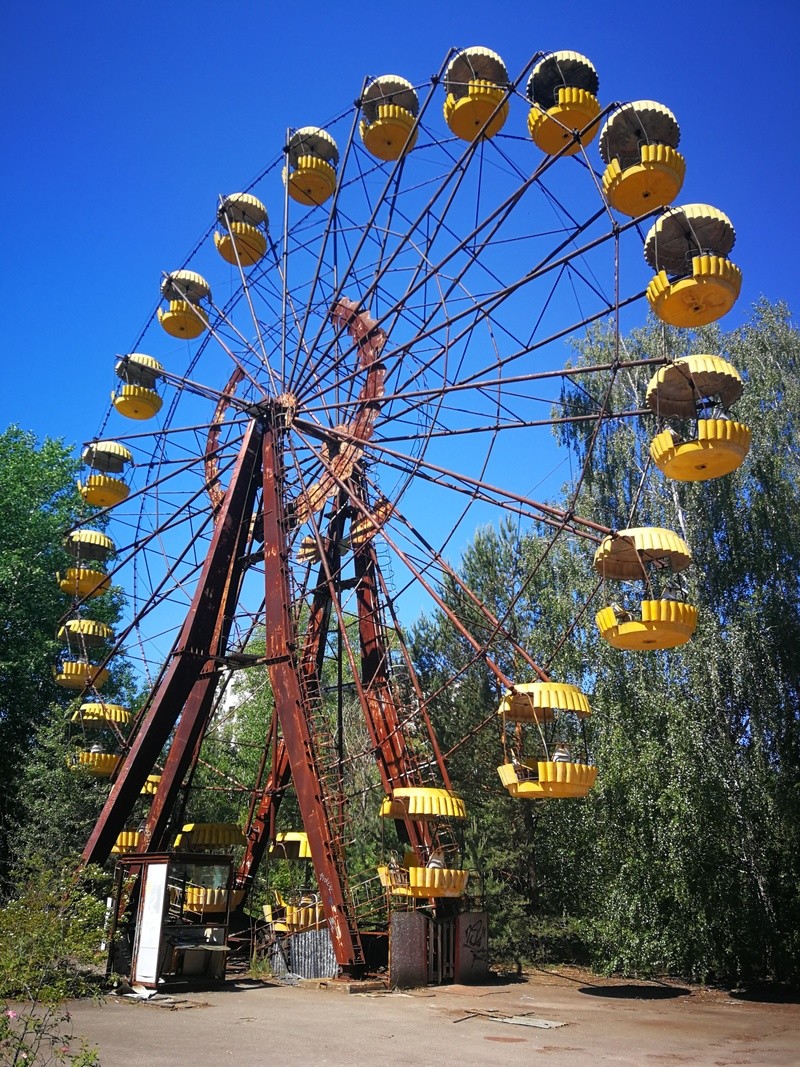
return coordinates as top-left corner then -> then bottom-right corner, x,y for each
2,0 -> 795,449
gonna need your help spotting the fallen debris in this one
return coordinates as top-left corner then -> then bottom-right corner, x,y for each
452,1006 -> 565,1029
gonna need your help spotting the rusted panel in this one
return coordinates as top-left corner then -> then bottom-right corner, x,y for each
390,911 -> 429,989
453,911 -> 490,984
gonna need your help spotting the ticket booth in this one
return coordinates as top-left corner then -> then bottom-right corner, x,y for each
107,853 -> 234,988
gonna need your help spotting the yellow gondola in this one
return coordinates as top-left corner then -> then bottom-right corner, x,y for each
360,76 -> 419,160
183,887 -> 246,914
496,681 -> 597,799
599,101 -> 685,216
497,759 -> 598,799
527,51 -> 600,156
72,701 -> 132,727
378,788 -> 468,897
65,529 -> 115,563
53,659 -> 109,689
78,440 -> 132,507
215,193 -> 268,266
112,830 -> 142,855
67,749 -> 119,776
57,567 -> 110,599
113,354 -> 164,420
644,204 -> 742,327
379,786 -> 466,821
283,128 -> 339,207
646,355 -> 751,480
59,618 -> 113,647
443,47 -> 509,142
157,271 -> 210,339
269,831 -> 313,861
173,823 -> 246,850
593,527 -> 697,650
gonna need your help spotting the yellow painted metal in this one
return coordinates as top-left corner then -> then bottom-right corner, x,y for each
361,105 -> 418,160
161,270 -> 210,303
646,354 -> 744,418
115,353 -> 163,387
297,535 -> 348,563
262,904 -> 290,933
218,192 -> 268,226
112,384 -> 163,420
528,88 -> 601,156
67,750 -> 119,775
406,867 -> 468,898
377,864 -> 469,898
54,660 -> 110,689
297,536 -> 321,564
141,774 -> 161,795
498,759 -> 597,799
647,255 -> 742,327
72,701 -> 132,726
284,898 -> 325,930
286,127 -> 339,167
269,831 -> 312,860
78,475 -> 129,508
602,144 -> 685,216
59,618 -> 113,646
158,299 -> 208,339
644,204 -> 734,273
82,440 -> 132,473
173,822 -> 246,849
498,681 -> 591,722
380,786 -> 466,820
444,81 -> 508,141
351,498 -> 393,546
58,567 -> 110,599
65,529 -> 115,560
184,887 -> 246,913
214,222 -> 267,266
596,599 -> 698,650
112,830 -> 141,854
650,420 -> 751,481
285,156 -> 337,207
593,526 -> 691,580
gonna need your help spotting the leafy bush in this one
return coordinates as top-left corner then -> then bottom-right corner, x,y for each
0,861 -> 108,1002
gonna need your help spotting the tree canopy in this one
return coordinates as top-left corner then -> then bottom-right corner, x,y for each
413,300 -> 800,981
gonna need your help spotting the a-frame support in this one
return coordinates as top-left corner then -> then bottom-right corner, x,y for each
82,421 -> 264,866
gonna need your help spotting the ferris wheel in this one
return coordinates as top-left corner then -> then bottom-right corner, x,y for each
53,46 -> 747,976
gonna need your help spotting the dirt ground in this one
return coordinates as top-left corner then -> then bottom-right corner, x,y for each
65,967 -> 800,1066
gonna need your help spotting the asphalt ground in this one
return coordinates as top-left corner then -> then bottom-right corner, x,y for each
65,968 -> 800,1066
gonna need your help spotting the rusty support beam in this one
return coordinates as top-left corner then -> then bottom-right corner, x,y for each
81,421 -> 264,867
261,426 -> 364,973
238,736 -> 291,888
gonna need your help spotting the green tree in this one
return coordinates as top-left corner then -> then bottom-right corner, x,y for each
0,426 -> 136,872
0,429 -> 83,875
556,299 -> 800,980
413,300 -> 800,982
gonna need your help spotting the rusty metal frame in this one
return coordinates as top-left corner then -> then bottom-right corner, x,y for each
82,421 -> 265,866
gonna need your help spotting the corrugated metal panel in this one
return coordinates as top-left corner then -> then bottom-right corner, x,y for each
289,929 -> 337,979
267,937 -> 289,977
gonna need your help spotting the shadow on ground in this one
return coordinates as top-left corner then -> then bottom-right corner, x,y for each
578,983 -> 690,1000
729,984 -> 800,1004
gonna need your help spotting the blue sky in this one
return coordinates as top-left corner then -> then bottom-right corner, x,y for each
2,0 -> 796,448
2,0 -> 797,649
